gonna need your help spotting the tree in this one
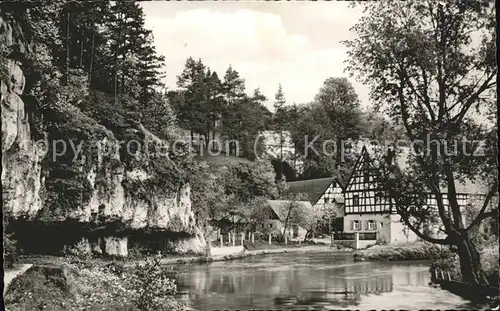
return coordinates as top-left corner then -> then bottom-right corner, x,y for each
203,69 -> 225,150
175,57 -> 207,145
272,84 -> 287,178
314,77 -> 363,166
360,109 -> 405,143
187,161 -> 231,239
273,191 -> 309,242
221,65 -> 246,155
141,92 -> 177,139
344,1 -> 496,286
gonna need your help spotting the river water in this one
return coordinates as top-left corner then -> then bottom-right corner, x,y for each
176,252 -> 475,310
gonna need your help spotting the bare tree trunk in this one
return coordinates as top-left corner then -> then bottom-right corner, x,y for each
88,32 -> 95,88
65,4 -> 70,86
190,129 -> 194,148
79,29 -> 84,68
212,122 -> 216,151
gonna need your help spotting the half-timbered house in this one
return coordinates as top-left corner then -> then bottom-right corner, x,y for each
343,145 -> 492,246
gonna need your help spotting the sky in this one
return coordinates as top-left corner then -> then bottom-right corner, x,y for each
139,1 -> 371,111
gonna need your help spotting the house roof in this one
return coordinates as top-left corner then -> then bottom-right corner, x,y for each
356,144 -> 489,195
286,176 -> 344,205
266,200 -> 313,227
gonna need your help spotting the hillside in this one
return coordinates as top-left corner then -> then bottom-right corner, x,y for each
1,4 -> 205,258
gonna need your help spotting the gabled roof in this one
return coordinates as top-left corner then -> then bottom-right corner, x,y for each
350,144 -> 489,195
287,175 -> 344,205
266,200 -> 313,227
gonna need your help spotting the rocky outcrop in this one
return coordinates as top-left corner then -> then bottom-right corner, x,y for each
1,16 -> 205,257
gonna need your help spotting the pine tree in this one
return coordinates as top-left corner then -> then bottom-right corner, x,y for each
273,84 -> 287,176
221,65 -> 246,155
176,57 -> 208,146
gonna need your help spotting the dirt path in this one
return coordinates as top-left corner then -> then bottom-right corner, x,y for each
3,264 -> 33,294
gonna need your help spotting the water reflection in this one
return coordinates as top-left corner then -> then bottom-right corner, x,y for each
176,252 -> 471,310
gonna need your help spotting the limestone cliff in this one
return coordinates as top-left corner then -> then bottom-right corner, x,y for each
1,15 -> 205,257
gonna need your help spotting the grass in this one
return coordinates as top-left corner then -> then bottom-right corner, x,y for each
353,241 -> 453,262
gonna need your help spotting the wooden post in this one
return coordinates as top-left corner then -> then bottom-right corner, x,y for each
220,235 -> 223,247
284,233 -> 288,245
354,232 -> 360,249
232,232 -> 236,246
440,270 -> 444,280
251,232 -> 255,244
268,233 -> 272,245
331,232 -> 334,246
447,271 -> 451,281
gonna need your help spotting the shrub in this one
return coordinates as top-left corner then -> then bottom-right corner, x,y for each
480,240 -> 499,287
5,264 -> 79,311
3,232 -> 19,268
128,256 -> 184,311
353,241 -> 453,262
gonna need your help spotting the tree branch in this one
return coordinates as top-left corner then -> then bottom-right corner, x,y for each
397,209 -> 452,245
466,182 -> 498,232
452,72 -> 496,124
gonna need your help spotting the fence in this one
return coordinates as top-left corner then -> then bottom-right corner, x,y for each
431,267 -> 499,301
206,231 -> 288,248
332,232 -> 377,249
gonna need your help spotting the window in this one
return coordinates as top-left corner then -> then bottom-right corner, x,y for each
269,224 -> 272,228
375,192 -> 384,204
364,171 -> 370,183
351,220 -> 361,230
353,195 -> 359,206
324,197 -> 329,204
366,220 -> 377,231
380,222 -> 384,228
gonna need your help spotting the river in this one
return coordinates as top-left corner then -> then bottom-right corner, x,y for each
175,251 -> 476,310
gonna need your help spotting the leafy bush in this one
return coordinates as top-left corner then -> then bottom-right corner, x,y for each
479,239 -> 499,287
4,260 -> 186,311
5,264 -> 80,311
3,232 -> 19,268
128,256 -> 184,311
353,241 -> 453,262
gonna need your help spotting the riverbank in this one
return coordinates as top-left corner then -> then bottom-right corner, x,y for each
353,241 -> 453,262
130,244 -> 347,266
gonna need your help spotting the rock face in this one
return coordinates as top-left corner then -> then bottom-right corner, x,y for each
1,16 -> 206,257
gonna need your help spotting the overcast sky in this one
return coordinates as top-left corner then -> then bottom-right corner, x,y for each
140,1 -> 370,111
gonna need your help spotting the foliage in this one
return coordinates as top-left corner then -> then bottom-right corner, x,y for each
3,233 -> 19,269
344,0 -> 496,286
353,241 -> 453,262
282,78 -> 364,180
4,261 -> 185,311
224,160 -> 279,202
172,59 -> 272,159
129,256 -> 182,311
188,160 -> 230,231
